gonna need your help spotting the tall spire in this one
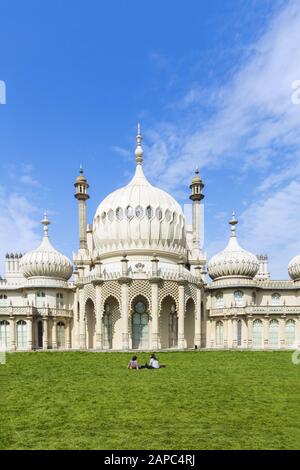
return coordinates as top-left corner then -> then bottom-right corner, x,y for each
41,212 -> 51,237
135,123 -> 143,165
229,212 -> 238,237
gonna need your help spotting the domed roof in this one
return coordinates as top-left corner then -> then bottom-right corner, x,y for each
288,255 -> 300,281
207,213 -> 259,280
20,214 -> 73,281
93,126 -> 186,259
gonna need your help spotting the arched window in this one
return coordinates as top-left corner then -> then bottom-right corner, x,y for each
16,320 -> 27,349
56,293 -> 64,309
132,301 -> 149,349
0,294 -> 8,306
252,319 -> 263,348
165,209 -> 171,222
36,291 -> 46,308
216,321 -> 223,347
101,211 -> 106,222
126,206 -> 133,219
135,206 -> 143,218
146,206 -> 153,219
269,319 -> 279,348
285,319 -> 296,347
216,292 -> 224,309
107,209 -> 114,222
103,304 -> 112,349
116,207 -> 123,221
271,293 -> 281,306
169,304 -> 178,348
237,319 -> 242,346
156,207 -> 163,220
57,322 -> 65,349
0,320 -> 10,350
234,290 -> 244,307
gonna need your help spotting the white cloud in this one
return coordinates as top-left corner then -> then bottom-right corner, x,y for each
143,0 -> 300,278
19,174 -> 41,187
111,145 -> 131,159
0,188 -> 40,275
239,181 -> 300,278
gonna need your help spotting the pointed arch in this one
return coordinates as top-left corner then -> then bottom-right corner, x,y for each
159,295 -> 177,349
131,295 -> 150,350
103,295 -> 121,349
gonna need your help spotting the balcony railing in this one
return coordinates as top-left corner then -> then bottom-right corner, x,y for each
81,270 -> 200,285
0,306 -> 73,317
209,305 -> 300,316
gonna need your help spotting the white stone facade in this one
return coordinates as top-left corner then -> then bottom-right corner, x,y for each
1,127 -> 300,352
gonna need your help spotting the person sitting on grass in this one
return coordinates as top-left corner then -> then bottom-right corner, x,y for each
145,353 -> 166,369
127,355 -> 141,370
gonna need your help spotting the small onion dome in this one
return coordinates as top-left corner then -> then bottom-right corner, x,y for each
207,213 -> 259,280
19,214 -> 73,281
75,164 -> 88,183
288,255 -> 300,281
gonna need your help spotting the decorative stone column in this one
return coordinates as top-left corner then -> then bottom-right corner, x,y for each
209,318 -> 214,348
52,318 -> 57,349
263,316 -> 269,349
242,317 -> 248,348
79,288 -> 86,349
119,254 -> 130,350
194,287 -> 202,348
223,316 -> 228,349
9,316 -> 16,351
43,317 -> 48,350
178,280 -> 186,349
120,282 -> 129,349
27,317 -> 32,351
227,317 -> 233,348
94,282 -> 103,350
247,316 -> 253,349
66,318 -> 71,349
150,279 -> 159,350
279,317 -> 285,349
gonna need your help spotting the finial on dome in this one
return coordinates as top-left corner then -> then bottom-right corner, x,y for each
79,163 -> 83,174
135,123 -> 143,165
41,212 -> 51,237
229,212 -> 238,237
195,166 -> 199,175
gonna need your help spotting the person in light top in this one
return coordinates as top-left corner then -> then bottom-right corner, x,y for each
146,353 -> 166,369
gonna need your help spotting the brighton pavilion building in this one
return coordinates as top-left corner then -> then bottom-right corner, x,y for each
1,127 -> 300,352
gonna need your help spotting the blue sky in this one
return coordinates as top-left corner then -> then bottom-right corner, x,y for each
1,0 -> 300,278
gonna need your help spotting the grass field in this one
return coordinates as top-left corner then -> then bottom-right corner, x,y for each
1,350 -> 300,450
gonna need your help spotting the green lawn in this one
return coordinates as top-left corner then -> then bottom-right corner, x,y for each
1,351 -> 300,450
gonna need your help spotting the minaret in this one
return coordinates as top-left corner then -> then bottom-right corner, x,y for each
74,165 -> 90,251
189,167 -> 204,254
135,123 -> 143,165
229,211 -> 238,236
41,212 -> 51,237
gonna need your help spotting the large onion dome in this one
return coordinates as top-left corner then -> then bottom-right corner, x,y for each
93,125 -> 186,259
207,213 -> 259,280
20,214 -> 73,280
288,255 -> 300,281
